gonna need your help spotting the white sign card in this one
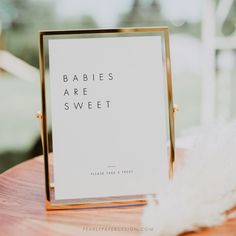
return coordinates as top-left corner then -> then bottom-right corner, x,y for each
48,35 -> 169,201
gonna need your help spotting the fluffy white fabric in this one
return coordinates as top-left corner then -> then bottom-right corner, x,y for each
142,122 -> 236,236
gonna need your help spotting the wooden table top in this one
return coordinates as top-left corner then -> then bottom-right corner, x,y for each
0,155 -> 236,236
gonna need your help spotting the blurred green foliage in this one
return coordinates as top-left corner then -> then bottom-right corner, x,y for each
0,0 -> 97,67
1,0 -> 54,66
1,0 -> 235,67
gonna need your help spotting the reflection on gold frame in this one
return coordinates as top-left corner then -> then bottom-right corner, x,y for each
38,27 -> 175,210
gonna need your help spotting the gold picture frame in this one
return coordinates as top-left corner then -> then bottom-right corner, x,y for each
38,27 -> 175,210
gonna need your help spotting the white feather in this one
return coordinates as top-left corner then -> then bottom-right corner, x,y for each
142,121 -> 236,236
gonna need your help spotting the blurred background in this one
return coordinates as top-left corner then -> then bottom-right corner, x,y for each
0,0 -> 235,173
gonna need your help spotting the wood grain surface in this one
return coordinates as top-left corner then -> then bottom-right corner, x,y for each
0,154 -> 236,236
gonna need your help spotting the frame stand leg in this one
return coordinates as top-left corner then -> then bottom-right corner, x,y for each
36,112 -> 54,189
169,104 -> 179,179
